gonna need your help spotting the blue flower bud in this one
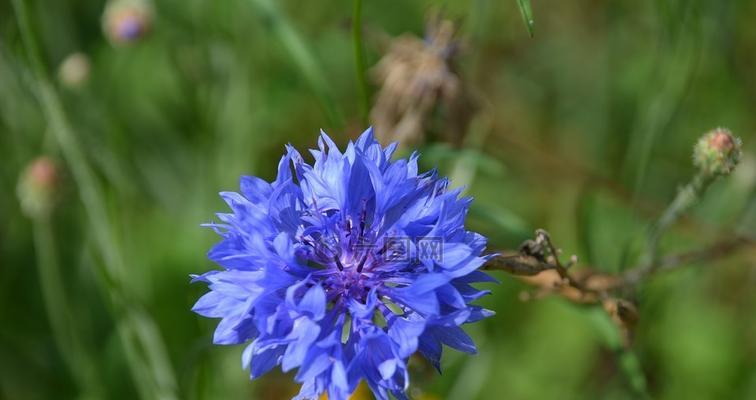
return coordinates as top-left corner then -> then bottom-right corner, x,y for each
17,157 -> 60,218
102,0 -> 152,45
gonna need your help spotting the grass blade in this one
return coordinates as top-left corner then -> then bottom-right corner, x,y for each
10,0 -> 179,397
517,0 -> 535,37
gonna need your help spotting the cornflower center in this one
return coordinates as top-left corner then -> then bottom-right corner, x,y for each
299,209 -> 385,304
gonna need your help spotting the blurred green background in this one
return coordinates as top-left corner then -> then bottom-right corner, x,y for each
1,0 -> 755,399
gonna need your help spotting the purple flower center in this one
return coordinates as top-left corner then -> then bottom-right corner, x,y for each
303,219 -> 384,305
117,16 -> 144,40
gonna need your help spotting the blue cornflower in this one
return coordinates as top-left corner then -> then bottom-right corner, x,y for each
192,128 -> 495,400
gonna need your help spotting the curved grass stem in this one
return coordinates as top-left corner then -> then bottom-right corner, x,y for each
643,171 -> 714,270
11,0 -> 178,398
32,216 -> 104,398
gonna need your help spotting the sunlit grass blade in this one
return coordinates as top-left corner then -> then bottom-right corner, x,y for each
517,0 -> 535,37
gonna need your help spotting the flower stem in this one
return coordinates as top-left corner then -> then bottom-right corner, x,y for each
11,0 -> 178,397
353,0 -> 369,124
32,216 -> 104,398
644,171 -> 714,270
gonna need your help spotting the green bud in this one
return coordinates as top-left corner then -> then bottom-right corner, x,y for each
693,128 -> 742,176
17,157 -> 60,218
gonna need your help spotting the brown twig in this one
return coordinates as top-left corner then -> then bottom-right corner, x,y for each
483,253 -> 554,276
487,233 -> 754,289
618,236 -> 754,287
484,230 -> 755,347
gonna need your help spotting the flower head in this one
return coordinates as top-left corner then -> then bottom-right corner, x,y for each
370,13 -> 475,148
192,128 -> 494,400
17,156 -> 60,218
102,0 -> 152,45
693,127 -> 742,177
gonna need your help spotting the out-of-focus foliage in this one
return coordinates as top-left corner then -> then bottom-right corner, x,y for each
0,0 -> 754,399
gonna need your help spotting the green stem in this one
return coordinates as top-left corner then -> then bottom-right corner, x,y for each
11,0 -> 178,398
589,308 -> 651,399
11,0 -> 121,288
32,216 -> 104,398
617,346 -> 651,399
644,171 -> 714,269
353,0 -> 369,124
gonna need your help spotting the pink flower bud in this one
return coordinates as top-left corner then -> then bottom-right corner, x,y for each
693,128 -> 742,176
17,157 -> 60,218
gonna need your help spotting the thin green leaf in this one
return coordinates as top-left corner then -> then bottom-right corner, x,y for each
517,0 -> 535,37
